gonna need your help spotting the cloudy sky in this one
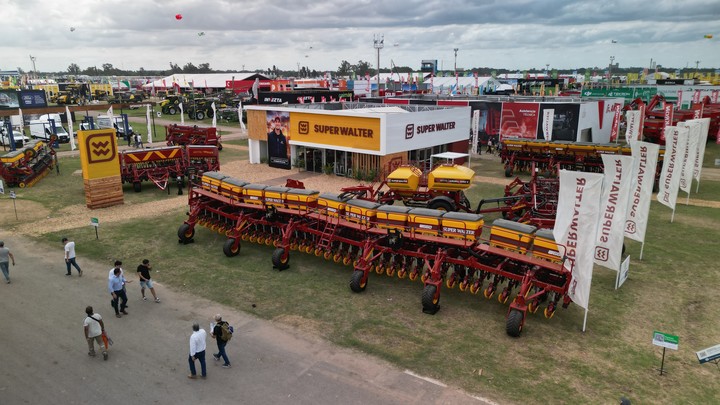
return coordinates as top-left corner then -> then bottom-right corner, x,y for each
2,0 -> 719,74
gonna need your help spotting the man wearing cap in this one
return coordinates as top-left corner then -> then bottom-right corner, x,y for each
62,237 -> 82,277
0,241 -> 16,284
267,116 -> 288,165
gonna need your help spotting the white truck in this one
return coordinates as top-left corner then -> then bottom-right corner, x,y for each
96,114 -> 133,138
29,113 -> 70,143
0,126 -> 30,148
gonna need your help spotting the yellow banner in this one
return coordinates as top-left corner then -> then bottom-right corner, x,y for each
78,129 -> 120,180
289,112 -> 381,151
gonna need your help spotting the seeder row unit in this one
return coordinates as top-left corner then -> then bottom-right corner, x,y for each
120,145 -> 219,192
0,139 -> 56,188
500,138 -> 665,183
177,171 -> 574,337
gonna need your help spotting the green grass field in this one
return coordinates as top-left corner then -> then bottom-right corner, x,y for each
9,141 -> 720,404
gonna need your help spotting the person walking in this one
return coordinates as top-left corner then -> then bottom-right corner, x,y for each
62,237 -> 82,277
188,323 -> 207,379
0,240 -> 16,284
210,314 -> 231,368
137,259 -> 160,303
83,306 -> 108,360
108,264 -> 130,318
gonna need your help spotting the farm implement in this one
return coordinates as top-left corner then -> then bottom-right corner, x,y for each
120,145 -> 219,192
165,124 -> 222,150
0,139 -> 56,188
500,138 -> 665,187
177,171 -> 573,337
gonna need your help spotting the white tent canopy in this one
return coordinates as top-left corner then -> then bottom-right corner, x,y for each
142,73 -> 258,90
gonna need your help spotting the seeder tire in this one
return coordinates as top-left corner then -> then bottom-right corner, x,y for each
421,284 -> 440,313
271,248 -> 289,270
133,182 -> 141,193
223,238 -> 240,257
177,223 -> 195,243
504,166 -> 513,177
506,309 -> 524,337
349,270 -> 366,293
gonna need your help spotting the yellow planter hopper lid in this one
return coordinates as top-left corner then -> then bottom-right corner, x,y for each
428,164 -> 474,191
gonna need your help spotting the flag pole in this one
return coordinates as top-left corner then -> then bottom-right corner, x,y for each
582,308 -> 589,332
639,241 -> 646,261
670,208 -> 676,223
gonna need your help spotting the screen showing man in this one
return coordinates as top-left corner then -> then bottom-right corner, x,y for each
267,113 -> 290,169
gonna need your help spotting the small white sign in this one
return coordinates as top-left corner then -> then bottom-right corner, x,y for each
9,190 -> 16,199
0,179 -> 4,194
616,255 -> 631,289
653,331 -> 679,351
696,343 -> 720,364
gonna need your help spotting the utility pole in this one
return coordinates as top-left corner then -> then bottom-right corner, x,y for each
374,34 -> 384,97
608,56 -> 615,86
29,55 -> 37,78
453,48 -> 459,74
695,60 -> 701,77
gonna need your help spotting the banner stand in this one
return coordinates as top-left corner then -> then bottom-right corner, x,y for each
671,208 -> 676,223
582,308 -> 589,332
639,242 -> 646,261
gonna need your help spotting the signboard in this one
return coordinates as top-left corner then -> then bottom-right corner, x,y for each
0,179 -> 4,194
653,331 -> 679,350
266,111 -> 291,169
616,256 -> 631,289
78,129 -> 121,180
537,104 -> 580,141
90,217 -> 99,227
500,102 -> 540,140
581,87 -> 657,103
19,90 -> 48,108
696,344 -> 720,364
9,190 -> 16,199
0,90 -> 20,109
290,112 -> 381,152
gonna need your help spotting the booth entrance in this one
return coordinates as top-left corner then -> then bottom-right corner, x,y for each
297,147 -> 354,176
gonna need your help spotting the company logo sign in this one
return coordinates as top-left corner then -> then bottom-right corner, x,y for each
405,124 -> 415,139
85,133 -> 116,163
298,121 -> 309,134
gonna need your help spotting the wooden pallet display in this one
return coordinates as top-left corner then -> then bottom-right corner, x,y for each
84,175 -> 124,209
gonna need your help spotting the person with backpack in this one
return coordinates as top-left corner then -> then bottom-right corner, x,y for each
210,314 -> 232,368
83,306 -> 108,360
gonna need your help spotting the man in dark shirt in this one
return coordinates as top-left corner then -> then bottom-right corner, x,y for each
137,259 -> 160,303
210,314 -> 231,368
267,116 -> 287,164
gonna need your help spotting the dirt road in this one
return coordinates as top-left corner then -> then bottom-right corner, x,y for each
0,231 -> 492,405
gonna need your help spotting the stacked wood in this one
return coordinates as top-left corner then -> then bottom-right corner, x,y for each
84,175 -> 124,209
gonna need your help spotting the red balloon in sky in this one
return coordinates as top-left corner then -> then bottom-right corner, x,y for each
175,14 -> 183,20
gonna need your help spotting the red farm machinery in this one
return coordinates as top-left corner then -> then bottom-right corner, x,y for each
120,145 -> 219,192
0,139 -> 56,188
626,94 -> 720,144
177,171 -> 571,337
165,124 -> 223,150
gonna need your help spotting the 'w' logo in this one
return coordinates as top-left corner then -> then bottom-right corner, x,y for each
86,133 -> 116,164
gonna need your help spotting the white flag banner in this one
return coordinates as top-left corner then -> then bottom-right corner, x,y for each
66,106 -> 76,151
656,126 -> 688,211
211,102 -> 217,128
691,118 -> 710,189
471,109 -> 479,153
107,106 -> 113,121
553,170 -> 604,310
594,155 -> 634,271
146,105 -> 153,144
678,121 -> 700,196
625,141 -> 659,243
542,108 -> 554,140
18,108 -> 24,134
625,110 -> 641,143
179,103 -> 185,125
238,101 -> 246,130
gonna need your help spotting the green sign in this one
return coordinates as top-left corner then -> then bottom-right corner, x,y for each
653,331 -> 679,350
581,87 -> 658,103
90,217 -> 99,227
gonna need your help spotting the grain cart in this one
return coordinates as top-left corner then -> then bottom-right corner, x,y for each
119,145 -> 220,192
0,138 -> 56,188
165,124 -> 222,150
176,171 -> 573,337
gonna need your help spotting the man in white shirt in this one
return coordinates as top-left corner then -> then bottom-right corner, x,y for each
83,306 -> 108,360
188,323 -> 207,379
62,237 -> 82,277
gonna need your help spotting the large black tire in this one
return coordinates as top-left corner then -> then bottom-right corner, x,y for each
506,309 -> 524,337
217,143 -> 223,151
271,247 -> 289,270
168,106 -> 177,115
349,270 -> 367,292
177,223 -> 195,243
421,284 -> 440,312
504,166 -> 513,177
195,111 -> 205,120
223,238 -> 240,257
133,182 -> 141,193
428,199 -> 453,212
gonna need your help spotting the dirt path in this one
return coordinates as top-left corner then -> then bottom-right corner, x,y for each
0,231 -> 492,405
